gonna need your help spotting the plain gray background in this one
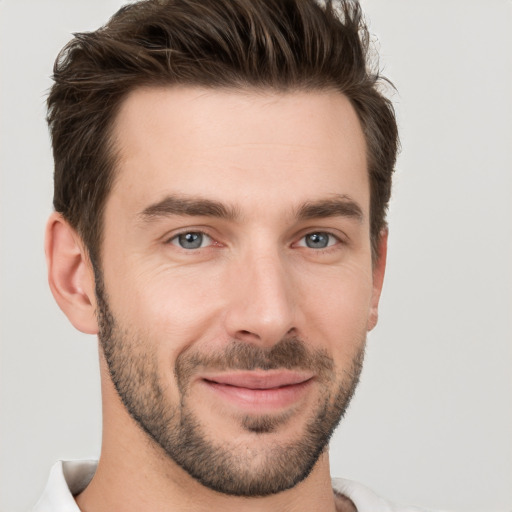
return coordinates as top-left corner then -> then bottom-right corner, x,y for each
1,1 -> 511,511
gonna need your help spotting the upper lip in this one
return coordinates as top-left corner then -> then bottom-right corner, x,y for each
200,370 -> 314,390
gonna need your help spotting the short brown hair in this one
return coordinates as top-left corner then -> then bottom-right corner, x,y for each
47,0 -> 398,266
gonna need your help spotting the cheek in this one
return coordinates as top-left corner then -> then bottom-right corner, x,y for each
107,262 -> 228,354
297,262 -> 373,351
103,242 -> 374,366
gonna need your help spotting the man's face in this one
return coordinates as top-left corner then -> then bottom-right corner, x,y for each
97,87 -> 382,496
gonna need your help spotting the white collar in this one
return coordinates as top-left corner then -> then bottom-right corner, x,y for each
33,460 -> 96,512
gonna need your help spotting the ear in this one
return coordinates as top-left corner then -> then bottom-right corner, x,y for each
45,212 -> 99,334
367,229 -> 388,332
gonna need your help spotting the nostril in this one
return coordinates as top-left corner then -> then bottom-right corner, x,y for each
236,329 -> 261,341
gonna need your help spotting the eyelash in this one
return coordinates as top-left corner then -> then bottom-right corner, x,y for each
295,232 -> 342,250
166,230 -> 344,252
167,230 -> 217,250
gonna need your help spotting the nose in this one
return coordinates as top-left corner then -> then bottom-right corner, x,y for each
223,249 -> 297,347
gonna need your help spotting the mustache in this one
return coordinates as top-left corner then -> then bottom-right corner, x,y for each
175,337 -> 335,388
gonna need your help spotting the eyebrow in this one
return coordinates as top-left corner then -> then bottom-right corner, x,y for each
295,195 -> 364,223
138,195 -> 240,222
137,193 -> 364,224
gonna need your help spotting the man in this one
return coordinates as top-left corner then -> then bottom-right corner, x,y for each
34,0 -> 426,510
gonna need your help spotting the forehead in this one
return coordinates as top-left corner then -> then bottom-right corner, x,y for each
110,86 -> 369,217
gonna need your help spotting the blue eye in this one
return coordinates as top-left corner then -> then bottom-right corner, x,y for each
299,232 -> 337,249
171,232 -> 212,249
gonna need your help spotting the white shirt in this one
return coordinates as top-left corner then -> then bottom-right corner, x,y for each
33,460 -> 438,512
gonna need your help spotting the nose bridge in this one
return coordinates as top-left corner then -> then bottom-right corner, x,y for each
224,242 -> 296,345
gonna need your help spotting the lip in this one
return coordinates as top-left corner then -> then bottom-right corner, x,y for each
198,370 -> 315,411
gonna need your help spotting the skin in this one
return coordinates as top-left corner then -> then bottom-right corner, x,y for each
45,87 -> 387,512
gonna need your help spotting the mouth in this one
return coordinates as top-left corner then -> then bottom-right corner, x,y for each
198,370 -> 315,412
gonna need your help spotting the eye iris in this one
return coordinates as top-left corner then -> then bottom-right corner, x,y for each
306,232 -> 329,249
178,232 -> 203,249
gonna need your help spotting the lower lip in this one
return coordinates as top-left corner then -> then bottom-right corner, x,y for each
201,379 -> 314,412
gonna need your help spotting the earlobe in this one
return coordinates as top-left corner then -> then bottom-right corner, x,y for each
367,229 -> 388,332
45,212 -> 99,334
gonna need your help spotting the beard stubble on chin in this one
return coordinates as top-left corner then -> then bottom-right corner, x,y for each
95,273 -> 366,497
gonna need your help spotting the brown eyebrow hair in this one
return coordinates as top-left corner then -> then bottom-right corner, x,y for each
138,193 -> 363,224
296,195 -> 364,222
138,195 -> 240,221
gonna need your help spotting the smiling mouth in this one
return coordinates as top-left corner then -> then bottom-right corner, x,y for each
199,370 -> 315,411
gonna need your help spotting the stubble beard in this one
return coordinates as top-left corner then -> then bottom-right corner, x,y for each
95,274 -> 365,497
